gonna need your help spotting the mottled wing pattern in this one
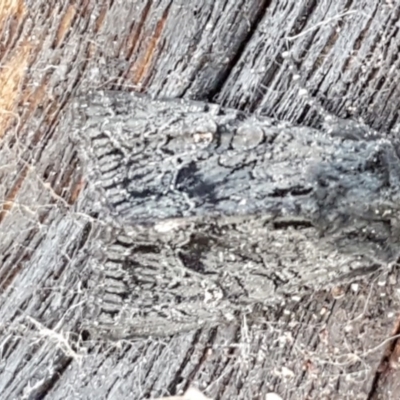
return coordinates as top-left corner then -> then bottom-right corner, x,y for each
71,91 -> 400,337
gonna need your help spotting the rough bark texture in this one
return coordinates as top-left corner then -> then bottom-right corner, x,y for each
1,0 -> 400,399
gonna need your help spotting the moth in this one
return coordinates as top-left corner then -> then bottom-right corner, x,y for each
70,90 -> 400,338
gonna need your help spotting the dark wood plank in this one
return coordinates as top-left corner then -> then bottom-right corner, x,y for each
216,0 -> 400,133
0,0 -> 400,399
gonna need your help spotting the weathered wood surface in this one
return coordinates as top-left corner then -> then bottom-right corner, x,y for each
1,0 -> 400,399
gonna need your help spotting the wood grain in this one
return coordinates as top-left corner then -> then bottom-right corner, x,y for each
1,0 -> 400,399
